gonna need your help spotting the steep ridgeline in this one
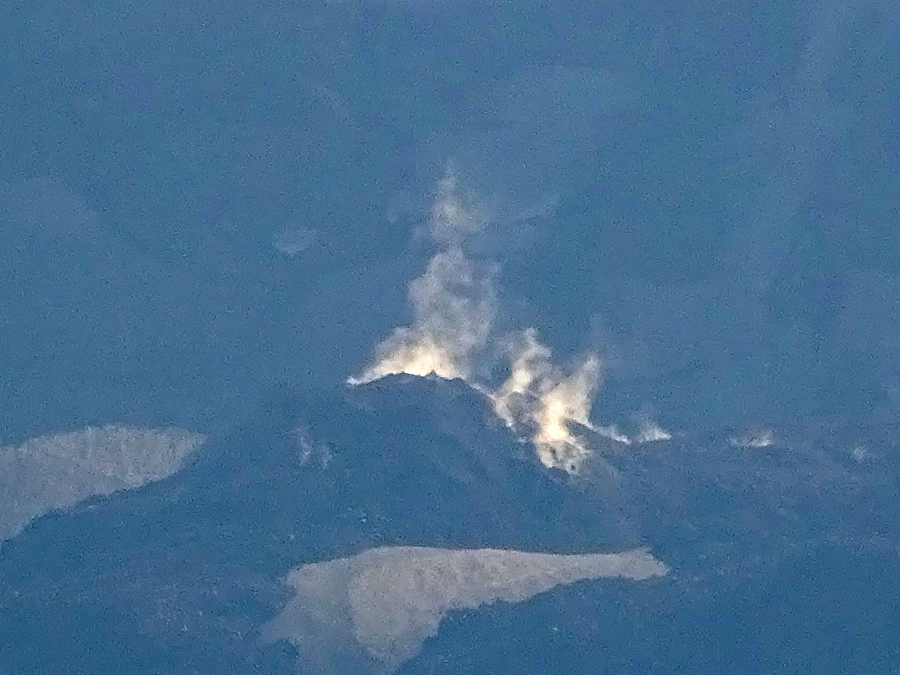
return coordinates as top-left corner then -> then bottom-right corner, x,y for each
0,375 -> 645,675
1,374 -> 899,674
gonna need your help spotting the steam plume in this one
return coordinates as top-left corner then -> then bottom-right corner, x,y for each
493,329 -> 612,471
349,246 -> 495,384
349,171 -> 495,385
635,419 -> 673,443
350,169 -> 621,473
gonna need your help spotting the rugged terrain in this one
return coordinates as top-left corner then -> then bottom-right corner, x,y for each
1,375 -> 898,673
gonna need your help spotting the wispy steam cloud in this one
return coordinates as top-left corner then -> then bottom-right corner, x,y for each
426,169 -> 486,245
635,419 -> 673,444
349,171 -> 496,384
348,245 -> 496,384
272,226 -> 318,256
350,169 -> 627,473
492,329 -> 614,471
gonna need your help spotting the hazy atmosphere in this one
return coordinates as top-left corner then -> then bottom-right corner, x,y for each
2,0 -> 899,673
3,0 -> 898,442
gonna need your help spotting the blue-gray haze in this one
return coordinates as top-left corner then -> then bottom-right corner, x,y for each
1,1 -> 900,672
3,0 -> 897,439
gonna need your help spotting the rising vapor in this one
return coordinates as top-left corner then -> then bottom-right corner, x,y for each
348,246 -> 496,384
492,328 -> 618,471
350,168 -> 624,473
349,171 -> 496,385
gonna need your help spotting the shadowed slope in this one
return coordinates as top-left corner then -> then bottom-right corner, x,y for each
0,376 -> 634,674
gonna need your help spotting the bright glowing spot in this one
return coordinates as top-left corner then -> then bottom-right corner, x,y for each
348,246 -> 495,385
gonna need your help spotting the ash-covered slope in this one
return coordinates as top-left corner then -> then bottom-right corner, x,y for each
0,425 -> 204,544
0,375 -> 639,675
1,375 -> 899,674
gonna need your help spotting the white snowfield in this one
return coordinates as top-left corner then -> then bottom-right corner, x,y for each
0,425 -> 204,543
265,545 -> 669,674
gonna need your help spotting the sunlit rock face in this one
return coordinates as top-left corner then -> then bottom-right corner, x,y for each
264,546 -> 668,674
0,425 -> 204,543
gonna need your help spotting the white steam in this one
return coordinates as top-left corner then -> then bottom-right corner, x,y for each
492,329 -> 613,471
349,171 -> 496,385
635,420 -> 673,443
350,169 -> 624,473
632,407 -> 673,444
426,169 -> 486,245
348,246 -> 496,384
273,227 -> 318,256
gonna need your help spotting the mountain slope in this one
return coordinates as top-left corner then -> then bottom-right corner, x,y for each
0,375 -> 637,674
1,375 -> 898,673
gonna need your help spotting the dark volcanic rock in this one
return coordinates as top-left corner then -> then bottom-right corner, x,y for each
0,375 -> 633,674
1,375 -> 899,674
